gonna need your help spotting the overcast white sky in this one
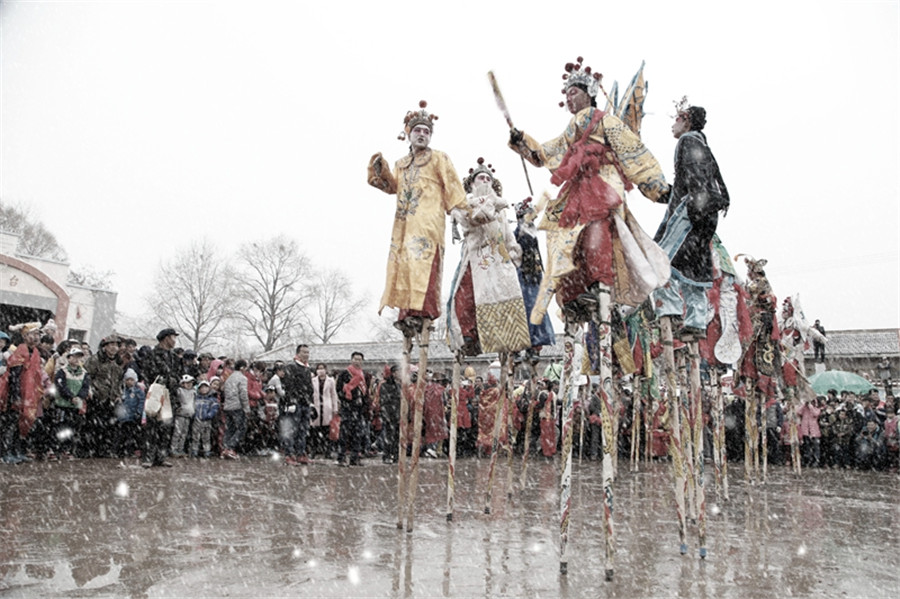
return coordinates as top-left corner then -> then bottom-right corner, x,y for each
1,0 -> 898,343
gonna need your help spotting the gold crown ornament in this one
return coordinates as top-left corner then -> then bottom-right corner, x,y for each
398,100 -> 439,140
559,56 -> 603,107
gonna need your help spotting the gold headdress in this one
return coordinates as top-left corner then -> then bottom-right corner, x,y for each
398,100 -> 438,140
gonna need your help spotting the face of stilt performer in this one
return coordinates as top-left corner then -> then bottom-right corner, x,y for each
565,85 -> 591,114
409,124 -> 432,153
672,112 -> 691,139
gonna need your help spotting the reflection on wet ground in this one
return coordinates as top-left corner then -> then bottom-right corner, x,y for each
1,456 -> 897,598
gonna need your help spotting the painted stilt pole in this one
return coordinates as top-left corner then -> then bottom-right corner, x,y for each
710,368 -> 727,502
397,335 -> 414,529
787,386 -> 801,475
595,284 -> 615,581
677,349 -> 697,522
558,324 -> 582,575
578,384 -> 586,463
446,354 -> 461,521
519,374 -> 537,490
505,355 -> 518,500
630,375 -> 641,472
405,319 -> 431,532
688,340 -> 707,558
485,352 -> 509,514
661,316 -> 688,555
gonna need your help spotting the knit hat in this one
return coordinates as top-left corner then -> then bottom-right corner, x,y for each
124,368 -> 138,381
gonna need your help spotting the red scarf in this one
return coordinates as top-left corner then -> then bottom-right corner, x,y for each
344,365 -> 366,399
551,109 -> 631,228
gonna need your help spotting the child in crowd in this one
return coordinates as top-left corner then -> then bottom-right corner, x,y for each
52,347 -> 90,459
115,368 -> 145,457
191,380 -> 219,458
170,374 -> 196,457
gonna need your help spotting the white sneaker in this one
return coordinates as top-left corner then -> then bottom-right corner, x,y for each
424,448 -> 438,459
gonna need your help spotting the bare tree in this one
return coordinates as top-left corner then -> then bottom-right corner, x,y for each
303,268 -> 368,344
0,201 -> 68,261
68,266 -> 114,290
233,236 -> 312,352
147,240 -> 235,351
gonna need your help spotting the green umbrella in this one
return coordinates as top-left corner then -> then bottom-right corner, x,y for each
808,370 -> 876,395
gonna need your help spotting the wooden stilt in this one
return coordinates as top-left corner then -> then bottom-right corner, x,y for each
630,376 -> 641,473
688,341 -> 707,559
397,335 -> 413,529
558,323 -> 582,575
505,355 -> 518,500
484,352 -> 509,514
677,349 -> 697,523
660,316 -> 688,555
519,373 -> 537,490
405,320 -> 431,532
595,285 -> 615,580
446,355 -> 461,521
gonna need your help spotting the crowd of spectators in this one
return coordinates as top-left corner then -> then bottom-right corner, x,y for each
2,325 -> 896,473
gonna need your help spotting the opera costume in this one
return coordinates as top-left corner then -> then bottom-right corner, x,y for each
508,60 -> 669,322
653,100 -> 730,335
368,101 -> 467,327
446,158 -> 531,356
514,198 -> 555,349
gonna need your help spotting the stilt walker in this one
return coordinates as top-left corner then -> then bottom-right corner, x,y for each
503,58 -> 670,578
445,156 -> 531,514
701,234 -> 749,502
367,99 -> 468,531
736,255 -> 779,485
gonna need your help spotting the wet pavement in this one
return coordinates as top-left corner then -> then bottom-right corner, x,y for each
1,455 -> 897,598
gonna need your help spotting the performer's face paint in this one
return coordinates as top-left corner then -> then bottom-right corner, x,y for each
565,86 -> 590,114
672,113 -> 690,138
409,124 -> 432,152
474,173 -> 493,187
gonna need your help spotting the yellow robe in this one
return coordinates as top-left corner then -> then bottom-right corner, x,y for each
368,148 -> 467,314
509,108 -> 671,320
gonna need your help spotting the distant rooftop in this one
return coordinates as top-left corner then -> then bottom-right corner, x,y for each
802,329 -> 899,358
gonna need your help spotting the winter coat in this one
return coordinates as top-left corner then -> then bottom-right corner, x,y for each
798,401 -> 822,438
118,385 -> 145,422
54,365 -> 91,410
142,345 -> 181,395
223,369 -> 249,412
311,374 -> 338,427
283,360 -> 314,409
423,383 -> 449,445
84,350 -> 124,406
176,387 -> 196,418
194,392 -> 219,422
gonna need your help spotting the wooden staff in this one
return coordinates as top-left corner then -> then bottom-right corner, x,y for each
397,335 -> 414,529
487,71 -> 534,196
660,316 -> 688,555
405,319 -> 431,532
558,326 -> 581,575
595,284 -> 615,581
484,352 -> 509,514
688,340 -> 707,558
446,354 -> 461,521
